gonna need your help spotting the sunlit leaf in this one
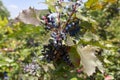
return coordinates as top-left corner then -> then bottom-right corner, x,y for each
103,0 -> 117,3
6,26 -> 13,33
85,0 -> 98,9
0,61 -> 9,67
85,0 -> 103,10
19,75 -> 38,80
76,13 -> 98,25
104,58 -> 113,64
65,35 -> 75,46
0,17 -> 8,26
5,58 -> 13,63
82,31 -> 99,41
92,2 -> 103,10
46,0 -> 56,12
77,45 -> 104,76
70,77 -> 78,80
46,0 -> 56,4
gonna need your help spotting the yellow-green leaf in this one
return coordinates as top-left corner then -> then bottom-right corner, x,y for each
103,0 -> 117,3
85,0 -> 98,8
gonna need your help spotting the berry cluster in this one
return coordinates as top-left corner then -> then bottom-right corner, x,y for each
51,30 -> 66,45
41,13 -> 58,30
3,71 -> 9,80
23,62 -> 40,76
41,0 -> 82,67
65,18 -> 80,36
42,41 -> 73,67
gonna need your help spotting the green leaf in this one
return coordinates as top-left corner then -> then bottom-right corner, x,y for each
82,31 -> 99,41
48,5 -> 56,12
5,58 -> 13,63
103,0 -> 117,3
81,21 -> 92,27
46,0 -> 56,3
70,77 -> 78,80
78,39 -> 109,49
76,13 -> 97,25
104,58 -> 113,65
69,46 -> 80,67
19,75 -> 38,80
85,0 -> 98,8
46,0 -> 56,12
77,45 -> 104,76
65,35 -> 75,46
0,61 -> 9,67
85,0 -> 103,10
20,49 -> 30,57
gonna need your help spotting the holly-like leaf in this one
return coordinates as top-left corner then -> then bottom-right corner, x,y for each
77,45 -> 104,76
15,7 -> 46,26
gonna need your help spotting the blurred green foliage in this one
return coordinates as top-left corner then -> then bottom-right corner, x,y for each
0,0 -> 10,19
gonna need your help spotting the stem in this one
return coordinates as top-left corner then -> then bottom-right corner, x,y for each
62,3 -> 77,30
